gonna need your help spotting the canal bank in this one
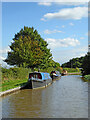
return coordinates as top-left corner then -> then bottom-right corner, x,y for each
0,86 -> 22,97
1,75 -> 88,118
0,80 -> 52,97
68,72 -> 81,75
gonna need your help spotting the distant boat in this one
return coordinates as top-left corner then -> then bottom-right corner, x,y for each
61,70 -> 68,76
25,72 -> 52,89
50,71 -> 61,80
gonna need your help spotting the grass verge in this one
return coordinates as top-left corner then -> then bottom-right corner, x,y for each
0,79 -> 27,92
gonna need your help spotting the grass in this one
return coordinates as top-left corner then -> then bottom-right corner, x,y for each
0,79 -> 28,92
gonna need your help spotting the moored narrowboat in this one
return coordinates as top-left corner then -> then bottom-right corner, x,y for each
50,71 -> 61,80
61,70 -> 68,76
26,72 -> 52,89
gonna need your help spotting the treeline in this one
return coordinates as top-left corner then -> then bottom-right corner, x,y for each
62,52 -> 90,76
61,56 -> 84,68
63,67 -> 80,73
82,52 -> 90,76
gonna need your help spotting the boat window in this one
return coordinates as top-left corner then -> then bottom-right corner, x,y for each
38,73 -> 42,79
29,73 -> 42,79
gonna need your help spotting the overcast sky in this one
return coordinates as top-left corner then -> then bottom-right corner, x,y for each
0,1 -> 89,67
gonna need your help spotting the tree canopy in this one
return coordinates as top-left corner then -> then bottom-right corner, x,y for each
61,56 -> 84,68
5,26 -> 53,69
82,52 -> 90,75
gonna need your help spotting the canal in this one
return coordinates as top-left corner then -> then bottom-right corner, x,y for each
1,75 -> 88,118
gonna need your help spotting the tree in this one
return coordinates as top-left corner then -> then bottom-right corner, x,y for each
82,52 -> 90,75
61,56 -> 84,68
4,26 -> 52,70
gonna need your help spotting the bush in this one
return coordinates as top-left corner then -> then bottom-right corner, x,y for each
1,67 -> 32,81
84,75 -> 90,81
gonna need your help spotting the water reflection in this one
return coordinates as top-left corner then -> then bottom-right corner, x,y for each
2,75 -> 88,118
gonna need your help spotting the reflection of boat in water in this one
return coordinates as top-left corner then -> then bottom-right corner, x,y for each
61,70 -> 68,76
50,71 -> 61,80
25,72 -> 52,89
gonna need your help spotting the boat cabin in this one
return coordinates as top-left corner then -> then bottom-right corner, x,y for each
28,72 -> 51,81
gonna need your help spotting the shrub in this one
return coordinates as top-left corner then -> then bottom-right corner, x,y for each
1,67 -> 32,81
84,75 -> 90,80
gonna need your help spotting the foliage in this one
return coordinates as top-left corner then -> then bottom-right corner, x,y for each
61,56 -> 84,68
1,67 -> 32,81
84,75 -> 90,81
82,52 -> 90,75
4,26 -> 52,69
63,68 -> 81,73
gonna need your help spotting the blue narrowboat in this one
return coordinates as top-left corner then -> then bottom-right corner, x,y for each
50,71 -> 61,80
26,72 -> 52,89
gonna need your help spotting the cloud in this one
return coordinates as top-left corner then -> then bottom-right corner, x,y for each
38,0 -> 88,6
0,47 -> 11,64
69,22 -> 74,26
41,7 -> 88,21
0,56 -> 5,60
0,47 -> 11,54
38,2 -> 52,6
45,37 -> 80,48
44,29 -> 64,34
52,46 -> 87,64
62,25 -> 65,28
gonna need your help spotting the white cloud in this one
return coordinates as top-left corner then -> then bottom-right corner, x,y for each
0,56 -> 5,60
44,29 -> 64,34
0,47 -> 11,54
38,2 -> 52,6
40,18 -> 46,21
38,0 -> 88,6
55,1 -> 88,6
62,25 -> 65,28
52,46 -> 87,64
41,7 -> 88,21
45,37 -> 80,48
0,47 -> 11,64
69,22 -> 74,26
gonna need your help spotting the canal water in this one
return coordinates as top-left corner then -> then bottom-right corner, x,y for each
1,75 -> 88,118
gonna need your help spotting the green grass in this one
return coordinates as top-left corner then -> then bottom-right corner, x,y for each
0,79 -> 28,92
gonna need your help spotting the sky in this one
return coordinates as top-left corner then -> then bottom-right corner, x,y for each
0,1 -> 89,67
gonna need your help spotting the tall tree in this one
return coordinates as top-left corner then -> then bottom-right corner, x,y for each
5,26 -> 52,69
82,52 -> 90,75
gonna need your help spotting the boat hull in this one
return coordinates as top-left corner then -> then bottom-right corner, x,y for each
51,75 -> 61,81
61,73 -> 67,76
26,78 -> 52,89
